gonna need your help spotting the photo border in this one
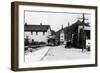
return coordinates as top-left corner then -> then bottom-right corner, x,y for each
11,1 -> 98,71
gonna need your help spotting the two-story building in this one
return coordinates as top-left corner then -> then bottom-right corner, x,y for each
24,23 -> 51,44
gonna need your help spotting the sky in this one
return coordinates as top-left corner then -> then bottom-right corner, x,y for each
25,11 -> 91,32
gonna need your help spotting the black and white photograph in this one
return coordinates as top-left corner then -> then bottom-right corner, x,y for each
24,11 -> 91,62
11,2 -> 97,71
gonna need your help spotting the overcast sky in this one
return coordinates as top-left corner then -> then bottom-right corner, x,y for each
25,11 -> 91,31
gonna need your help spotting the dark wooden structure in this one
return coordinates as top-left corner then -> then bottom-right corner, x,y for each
56,20 -> 90,48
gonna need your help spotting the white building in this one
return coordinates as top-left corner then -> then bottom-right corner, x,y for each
24,23 -> 51,44
60,25 -> 65,44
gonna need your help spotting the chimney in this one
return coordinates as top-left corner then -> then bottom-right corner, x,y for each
40,22 -> 42,25
61,24 -> 63,30
25,22 -> 27,26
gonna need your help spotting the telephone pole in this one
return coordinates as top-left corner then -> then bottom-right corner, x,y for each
78,13 -> 89,51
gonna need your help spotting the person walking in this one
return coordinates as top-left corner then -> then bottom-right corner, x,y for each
79,27 -> 86,52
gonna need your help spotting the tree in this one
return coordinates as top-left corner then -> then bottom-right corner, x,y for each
24,36 -> 29,46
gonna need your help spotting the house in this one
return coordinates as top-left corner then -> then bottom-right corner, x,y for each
60,25 -> 65,44
70,20 -> 90,48
47,30 -> 56,46
24,23 -> 51,44
55,20 -> 90,48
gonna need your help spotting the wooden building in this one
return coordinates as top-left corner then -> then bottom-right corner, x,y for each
55,20 -> 90,48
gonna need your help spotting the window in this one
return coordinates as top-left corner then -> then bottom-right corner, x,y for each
31,31 -> 33,35
43,32 -> 45,35
61,36 -> 63,37
36,32 -> 38,35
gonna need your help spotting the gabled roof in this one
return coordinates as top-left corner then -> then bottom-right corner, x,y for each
24,24 -> 50,32
67,20 -> 90,32
55,20 -> 90,40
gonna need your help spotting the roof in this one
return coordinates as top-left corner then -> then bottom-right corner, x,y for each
51,30 -> 55,35
68,20 -> 90,32
24,24 -> 50,32
55,20 -> 90,40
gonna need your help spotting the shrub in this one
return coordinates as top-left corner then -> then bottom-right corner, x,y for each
24,36 -> 29,46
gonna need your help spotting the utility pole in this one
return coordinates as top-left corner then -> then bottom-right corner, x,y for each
78,13 -> 88,51
67,22 -> 70,41
68,22 -> 70,27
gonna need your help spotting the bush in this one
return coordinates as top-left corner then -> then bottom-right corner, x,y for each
38,42 -> 46,45
25,47 -> 28,51
30,41 -> 46,45
24,37 -> 29,46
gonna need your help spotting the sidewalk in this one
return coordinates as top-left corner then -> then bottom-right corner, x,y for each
43,46 -> 91,61
25,46 -> 50,62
